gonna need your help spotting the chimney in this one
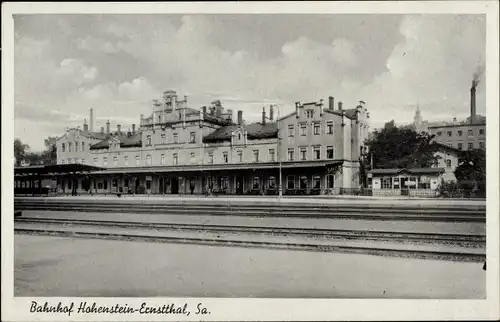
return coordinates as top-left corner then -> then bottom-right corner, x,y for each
89,108 -> 94,132
295,102 -> 300,118
319,99 -> 324,116
202,106 -> 207,115
100,126 -> 105,134
262,107 -> 266,125
117,124 -> 121,134
470,84 -> 476,124
106,120 -> 110,134
338,101 -> 343,111
237,110 -> 243,125
329,96 -> 334,110
172,94 -> 177,111
132,124 -> 136,134
83,119 -> 89,132
269,105 -> 274,121
184,95 -> 188,103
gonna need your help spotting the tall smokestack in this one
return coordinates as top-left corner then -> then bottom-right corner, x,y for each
106,120 -> 110,134
329,96 -> 334,110
262,107 -> 266,125
470,83 -> 477,125
89,108 -> 94,132
237,110 -> 243,125
269,105 -> 274,121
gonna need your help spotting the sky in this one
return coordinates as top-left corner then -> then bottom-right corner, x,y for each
14,14 -> 486,152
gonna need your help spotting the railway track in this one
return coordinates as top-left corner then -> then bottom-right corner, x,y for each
15,216 -> 486,262
13,201 -> 486,222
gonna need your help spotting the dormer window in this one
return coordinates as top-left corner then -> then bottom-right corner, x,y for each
62,143 -> 66,152
146,135 -> 152,145
238,133 -> 242,140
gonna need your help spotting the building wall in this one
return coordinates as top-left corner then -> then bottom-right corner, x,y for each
56,129 -> 103,165
432,150 -> 458,182
429,124 -> 486,150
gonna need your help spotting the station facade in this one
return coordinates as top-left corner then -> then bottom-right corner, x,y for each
55,90 -> 370,195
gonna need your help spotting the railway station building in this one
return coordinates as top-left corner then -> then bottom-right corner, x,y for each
53,90 -> 371,196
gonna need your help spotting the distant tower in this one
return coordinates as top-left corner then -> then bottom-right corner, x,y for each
413,104 -> 423,132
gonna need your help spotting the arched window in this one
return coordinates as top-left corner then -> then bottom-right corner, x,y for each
146,154 -> 152,165
135,155 -> 140,166
68,142 -> 72,152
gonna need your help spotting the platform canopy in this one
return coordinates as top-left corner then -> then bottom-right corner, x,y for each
14,164 -> 105,177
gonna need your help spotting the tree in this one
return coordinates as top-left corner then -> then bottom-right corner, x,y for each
42,136 -> 57,165
364,120 -> 438,169
454,149 -> 486,182
14,138 -> 29,167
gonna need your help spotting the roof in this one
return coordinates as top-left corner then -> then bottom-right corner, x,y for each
428,123 -> 486,129
90,133 -> 142,150
434,142 -> 460,154
203,122 -> 278,143
15,164 -> 105,176
368,168 -> 445,176
89,160 -> 343,175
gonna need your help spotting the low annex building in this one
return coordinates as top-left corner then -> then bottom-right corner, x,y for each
53,90 -> 370,196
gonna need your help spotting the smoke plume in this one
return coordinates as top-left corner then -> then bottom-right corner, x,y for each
472,64 -> 485,88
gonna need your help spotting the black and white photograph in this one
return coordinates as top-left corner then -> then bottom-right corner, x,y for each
2,1 -> 499,321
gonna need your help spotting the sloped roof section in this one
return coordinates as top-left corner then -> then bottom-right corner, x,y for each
368,168 -> 445,175
90,132 -> 142,150
203,122 -> 278,143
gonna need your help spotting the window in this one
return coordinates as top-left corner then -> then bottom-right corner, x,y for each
189,132 -> 196,143
238,133 -> 242,140
327,121 -> 333,134
135,155 -> 140,166
418,176 -> 431,189
468,130 -> 473,136
82,143 -> 85,151
446,159 -> 452,168
124,179 -> 129,188
190,153 -> 196,163
112,179 -> 117,188
112,156 -> 118,166
103,157 -> 108,166
208,152 -> 214,164
458,143 -> 463,150
146,135 -> 152,145
173,133 -> 178,143
68,142 -> 72,152
306,110 -> 314,118
327,146 -> 335,159
437,131 -> 442,136
62,143 -> 65,152
468,142 -> 473,149
253,150 -> 259,162
62,159 -> 66,164
146,180 -> 151,190
312,176 -> 321,189
479,141 -> 485,149
288,148 -> 294,161
160,134 -> 166,144
93,157 -> 98,165
381,178 -> 391,189
300,124 -> 307,136
237,151 -> 243,162
223,152 -> 228,163
458,130 -> 463,136
146,154 -> 152,165
300,147 -> 307,161
103,180 -> 109,190
161,154 -> 166,165
269,149 -> 276,162
268,176 -> 276,189
447,131 -> 452,137
313,147 -> 321,160
173,153 -> 178,165
393,177 -> 400,189
252,177 -> 260,190
479,129 -> 485,135
299,176 -> 308,189
220,177 -> 229,190
288,125 -> 294,137
75,142 -> 79,151
313,122 -> 320,135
